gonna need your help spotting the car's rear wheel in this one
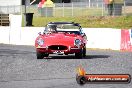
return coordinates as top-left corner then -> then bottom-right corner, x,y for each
37,51 -> 49,59
75,49 -> 83,59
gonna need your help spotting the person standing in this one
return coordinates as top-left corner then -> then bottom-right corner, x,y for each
104,0 -> 114,16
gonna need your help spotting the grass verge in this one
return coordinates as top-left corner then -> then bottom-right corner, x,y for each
22,16 -> 132,29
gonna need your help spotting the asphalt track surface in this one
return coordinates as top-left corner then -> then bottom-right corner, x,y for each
0,44 -> 132,88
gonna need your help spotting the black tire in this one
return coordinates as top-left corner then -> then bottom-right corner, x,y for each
37,52 -> 44,59
75,49 -> 83,59
36,51 -> 49,59
43,53 -> 49,57
83,47 -> 86,57
76,75 -> 86,85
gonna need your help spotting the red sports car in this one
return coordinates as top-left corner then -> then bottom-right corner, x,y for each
35,22 -> 87,59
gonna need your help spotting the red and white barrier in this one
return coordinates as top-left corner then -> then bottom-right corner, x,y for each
120,29 -> 132,51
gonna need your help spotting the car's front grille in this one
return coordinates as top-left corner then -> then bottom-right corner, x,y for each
49,45 -> 67,50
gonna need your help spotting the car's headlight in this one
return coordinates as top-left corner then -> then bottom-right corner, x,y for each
37,38 -> 44,45
74,39 -> 81,46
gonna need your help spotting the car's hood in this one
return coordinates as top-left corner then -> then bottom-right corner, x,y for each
41,33 -> 82,46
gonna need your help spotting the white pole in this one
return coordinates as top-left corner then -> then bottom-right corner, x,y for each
30,0 -> 36,5
53,4 -> 55,17
123,0 -> 126,16
89,0 -> 90,8
72,2 -> 73,16
24,0 -> 26,26
63,2 -> 64,17
97,0 -> 98,8
46,7 -> 47,17
102,1 -> 104,16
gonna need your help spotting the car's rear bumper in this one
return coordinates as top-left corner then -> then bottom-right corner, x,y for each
36,46 -> 82,54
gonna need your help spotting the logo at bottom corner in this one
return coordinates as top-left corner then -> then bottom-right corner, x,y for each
76,66 -> 131,85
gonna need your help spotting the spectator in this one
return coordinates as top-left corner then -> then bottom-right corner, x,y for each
104,0 -> 114,16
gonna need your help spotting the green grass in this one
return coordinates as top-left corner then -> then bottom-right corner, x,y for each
22,16 -> 132,29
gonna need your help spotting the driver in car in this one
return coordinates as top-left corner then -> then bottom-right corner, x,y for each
49,25 -> 57,33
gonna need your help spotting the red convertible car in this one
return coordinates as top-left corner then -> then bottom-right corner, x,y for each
35,22 -> 87,59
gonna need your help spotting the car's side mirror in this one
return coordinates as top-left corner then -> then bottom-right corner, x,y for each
81,33 -> 87,40
81,33 -> 85,37
38,32 -> 41,35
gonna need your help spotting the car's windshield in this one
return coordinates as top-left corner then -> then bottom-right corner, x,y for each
44,24 -> 81,35
56,24 -> 79,29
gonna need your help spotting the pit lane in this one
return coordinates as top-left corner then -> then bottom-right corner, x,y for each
0,44 -> 131,88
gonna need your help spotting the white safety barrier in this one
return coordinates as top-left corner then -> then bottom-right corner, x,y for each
9,14 -> 22,45
19,27 -> 44,45
0,14 -> 122,50
0,27 -> 10,44
83,28 -> 121,50
0,27 -> 121,50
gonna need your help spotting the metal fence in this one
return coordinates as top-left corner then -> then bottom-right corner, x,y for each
24,2 -> 107,17
0,1 -> 132,17
0,5 -> 21,14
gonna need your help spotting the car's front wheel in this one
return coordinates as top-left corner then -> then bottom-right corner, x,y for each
75,49 -> 83,59
36,51 -> 49,59
83,47 -> 86,57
